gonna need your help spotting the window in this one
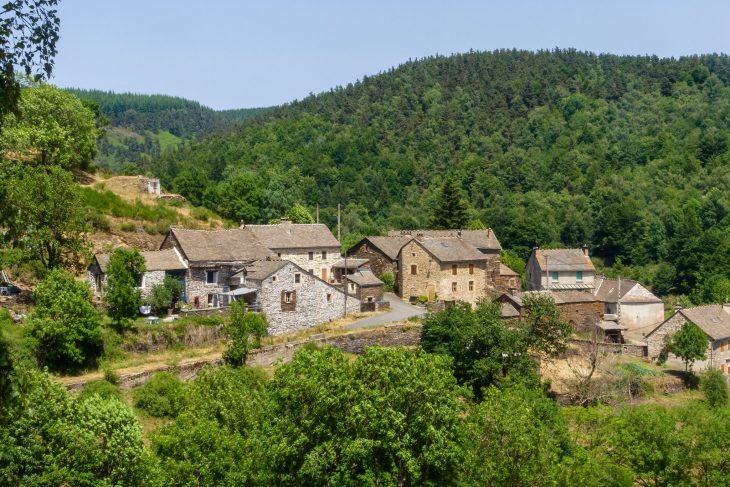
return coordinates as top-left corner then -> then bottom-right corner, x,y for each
308,251 -> 314,260
321,268 -> 328,281
411,252 -> 416,257
277,252 -> 281,258
452,282 -> 457,292
551,271 -> 559,282
322,250 -> 327,260
452,264 -> 458,275
206,270 -> 218,284
469,281 -> 474,291
469,264 -> 474,275
139,275 -> 146,289
411,264 -> 418,275
272,275 -> 277,282
722,339 -> 727,352
576,271 -> 583,282
308,269 -> 314,275
284,292 -> 293,303
327,293 -> 332,303
367,296 -> 374,302
294,273 -> 301,283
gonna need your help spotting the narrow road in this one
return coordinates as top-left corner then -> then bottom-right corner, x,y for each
345,293 -> 426,330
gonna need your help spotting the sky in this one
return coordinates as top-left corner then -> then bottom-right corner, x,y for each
51,0 -> 730,110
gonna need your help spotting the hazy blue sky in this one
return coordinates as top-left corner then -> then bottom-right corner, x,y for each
51,1 -> 730,109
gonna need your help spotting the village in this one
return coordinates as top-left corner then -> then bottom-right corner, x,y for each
76,191 -> 730,378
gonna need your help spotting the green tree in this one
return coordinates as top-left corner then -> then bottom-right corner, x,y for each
670,322 -> 708,373
267,346 -> 466,485
223,301 -> 268,366
105,247 -> 146,330
701,368 -> 728,408
3,164 -> 89,270
146,276 -> 183,314
29,269 -> 103,372
1,83 -> 99,169
286,202 -> 315,224
0,0 -> 60,120
521,293 -> 572,357
133,372 -> 186,418
431,175 -> 470,229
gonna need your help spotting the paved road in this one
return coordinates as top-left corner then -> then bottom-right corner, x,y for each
344,293 -> 426,330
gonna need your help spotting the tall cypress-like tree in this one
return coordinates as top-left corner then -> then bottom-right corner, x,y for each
431,176 -> 470,229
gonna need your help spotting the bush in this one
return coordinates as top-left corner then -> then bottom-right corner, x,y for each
223,301 -> 267,366
79,379 -> 122,401
142,224 -> 157,235
701,368 -> 728,408
147,276 -> 184,314
417,295 -> 429,304
133,372 -> 186,417
380,271 -> 394,292
119,222 -> 136,232
105,247 -> 145,330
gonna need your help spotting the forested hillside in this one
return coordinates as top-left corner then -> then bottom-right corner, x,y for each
155,49 -> 730,302
65,89 -> 271,172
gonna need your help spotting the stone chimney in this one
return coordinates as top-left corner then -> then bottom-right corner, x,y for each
508,287 -> 517,296
582,244 -> 589,256
723,303 -> 730,315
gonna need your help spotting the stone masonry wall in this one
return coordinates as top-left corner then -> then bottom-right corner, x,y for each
186,265 -> 239,308
277,247 -> 341,283
646,312 -> 686,359
258,261 -> 360,335
557,301 -> 604,330
399,240 -> 488,305
141,270 -> 166,298
347,242 -> 398,281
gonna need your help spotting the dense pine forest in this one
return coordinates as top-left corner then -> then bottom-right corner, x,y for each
153,49 -> 730,303
65,89 -> 270,172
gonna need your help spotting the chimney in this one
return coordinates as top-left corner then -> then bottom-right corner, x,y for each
487,228 -> 491,238
674,304 -> 683,313
723,303 -> 730,315
582,244 -> 589,256
239,221 -> 245,228
508,287 -> 517,296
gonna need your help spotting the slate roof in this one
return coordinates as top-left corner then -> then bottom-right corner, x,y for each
246,222 -> 339,250
346,269 -> 384,287
679,305 -> 730,340
500,263 -> 519,276
501,290 -> 599,307
501,302 -> 521,318
388,229 -> 501,250
363,236 -> 413,261
94,248 -> 187,273
416,237 -> 489,263
332,258 -> 369,269
532,248 -> 595,272
168,227 -> 274,263
241,260 -> 289,281
593,276 -> 662,304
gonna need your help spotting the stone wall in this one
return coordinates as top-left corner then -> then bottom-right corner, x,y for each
64,323 -> 422,392
354,284 -> 385,303
568,338 -> 647,358
347,242 -> 398,284
141,270 -> 166,298
122,324 -> 226,353
276,247 -> 341,283
557,301 -> 604,330
646,312 -> 685,359
186,264 -> 240,308
258,261 -> 360,335
399,240 -> 488,305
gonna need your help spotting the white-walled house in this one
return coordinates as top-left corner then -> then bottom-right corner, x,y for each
592,276 -> 664,334
87,248 -> 188,297
526,247 -> 595,291
246,219 -> 342,283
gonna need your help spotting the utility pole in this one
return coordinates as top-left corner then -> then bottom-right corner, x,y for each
545,255 -> 549,291
342,204 -> 347,317
316,204 -> 319,224
337,203 -> 341,243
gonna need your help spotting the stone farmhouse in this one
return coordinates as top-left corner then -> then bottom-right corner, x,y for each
159,227 -> 274,308
592,276 -> 664,336
346,235 -> 412,288
498,290 -> 607,335
646,304 -> 730,374
229,260 -> 359,335
245,219 -> 341,283
526,247 -> 595,291
344,269 -> 385,311
87,248 -> 187,298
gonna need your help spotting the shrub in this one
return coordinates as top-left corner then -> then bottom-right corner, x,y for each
223,301 -> 268,366
146,276 -> 184,314
79,379 -> 122,401
119,222 -> 136,232
380,271 -> 394,292
105,247 -> 145,330
133,372 -> 186,417
417,295 -> 429,304
701,368 -> 728,408
142,224 -> 157,235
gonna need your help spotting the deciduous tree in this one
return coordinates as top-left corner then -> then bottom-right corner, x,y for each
105,248 -> 145,330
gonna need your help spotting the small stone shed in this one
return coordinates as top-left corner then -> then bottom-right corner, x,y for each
87,248 -> 187,297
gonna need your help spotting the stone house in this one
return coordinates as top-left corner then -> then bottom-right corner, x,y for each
160,227 -> 274,309
645,304 -> 730,373
87,248 -> 187,298
230,259 -> 360,335
246,219 -> 342,283
346,235 -> 412,285
592,276 -> 664,336
498,290 -> 605,333
344,269 -> 385,307
526,247 -> 595,291
331,258 -> 370,284
398,237 -> 491,305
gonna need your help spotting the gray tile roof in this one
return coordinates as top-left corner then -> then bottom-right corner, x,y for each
593,276 -> 662,304
345,269 -> 383,287
169,227 -> 274,263
388,228 -> 501,250
502,290 -> 599,306
246,222 -> 339,250
94,248 -> 187,273
680,305 -> 730,340
363,236 -> 413,261
500,263 -> 519,276
533,248 -> 595,272
416,237 -> 489,263
332,258 -> 369,269
242,259 -> 289,281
